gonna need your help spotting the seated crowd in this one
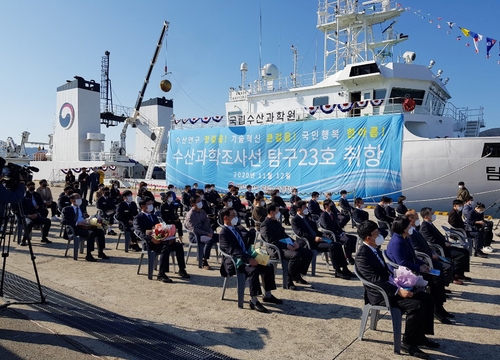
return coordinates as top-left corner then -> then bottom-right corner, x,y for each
16,179 -> 494,358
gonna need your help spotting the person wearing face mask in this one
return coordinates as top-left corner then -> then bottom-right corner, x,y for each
271,189 -> 290,226
184,195 -> 217,270
339,190 -> 355,217
406,209 -> 455,288
252,195 -> 268,230
96,187 -> 117,236
110,180 -> 121,204
20,181 -> 52,246
386,216 -> 452,324
355,220 -> 439,358
467,202 -> 494,255
219,207 -> 282,313
396,195 -> 408,216
260,203 -> 313,290
115,190 -> 141,251
419,207 -> 471,284
134,198 -> 190,282
62,193 -> 108,261
294,200 -> 354,280
77,167 -> 89,201
462,196 -> 475,222
375,196 -> 394,232
220,196 -> 255,247
307,191 -> 323,217
36,179 -> 60,221
159,191 -> 184,243
138,182 -> 160,209
289,188 -> 300,206
449,199 -> 486,258
319,199 -> 358,266
244,185 -> 255,208
456,181 -> 470,203
87,168 -> 99,206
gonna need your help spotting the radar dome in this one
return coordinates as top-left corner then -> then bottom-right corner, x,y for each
240,62 -> 248,72
261,63 -> 278,80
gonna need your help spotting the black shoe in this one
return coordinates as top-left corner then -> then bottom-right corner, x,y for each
456,274 -> 472,281
262,295 -> 283,304
335,271 -> 351,280
129,243 -> 141,252
157,275 -> 173,283
434,312 -> 452,324
474,250 -> 488,258
249,300 -> 268,313
420,337 -> 440,349
343,269 -> 356,278
41,237 -> 52,244
107,230 -> 117,236
444,289 -> 452,294
442,309 -> 455,319
85,255 -> 97,262
347,257 -> 355,265
98,253 -> 110,259
402,343 -> 429,359
178,269 -> 191,279
20,240 -> 27,246
287,282 -> 298,291
293,276 -> 309,285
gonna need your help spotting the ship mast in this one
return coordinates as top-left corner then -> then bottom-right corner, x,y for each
317,0 -> 407,77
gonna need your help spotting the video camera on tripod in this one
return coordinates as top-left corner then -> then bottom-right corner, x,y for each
0,157 -> 39,190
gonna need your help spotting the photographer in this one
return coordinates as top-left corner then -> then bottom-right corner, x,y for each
0,157 -> 27,204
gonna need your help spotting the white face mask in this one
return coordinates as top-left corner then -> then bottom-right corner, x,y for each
167,197 -> 173,203
227,201 -> 233,207
458,185 -> 463,189
402,201 -> 406,205
457,206 -> 463,211
470,201 -> 475,207
415,219 -> 420,227
260,201 -> 266,206
276,192 -> 280,196
408,227 -> 414,235
147,204 -> 154,213
431,214 -> 437,222
375,234 -> 385,246
231,217 -> 239,226
274,211 -> 281,220
196,201 -> 203,209
127,196 -> 133,202
75,199 -> 82,206
114,185 -> 118,188
303,208 -> 310,215
358,204 -> 364,209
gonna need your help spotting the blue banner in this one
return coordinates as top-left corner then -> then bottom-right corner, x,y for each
166,114 -> 403,199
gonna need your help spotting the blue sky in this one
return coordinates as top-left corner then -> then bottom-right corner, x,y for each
1,0 -> 499,154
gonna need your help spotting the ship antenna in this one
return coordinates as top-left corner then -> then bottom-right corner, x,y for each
259,2 -> 263,81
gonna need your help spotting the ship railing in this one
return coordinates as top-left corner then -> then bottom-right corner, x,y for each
79,152 -> 127,162
100,103 -> 134,118
317,0 -> 400,27
443,103 -> 485,127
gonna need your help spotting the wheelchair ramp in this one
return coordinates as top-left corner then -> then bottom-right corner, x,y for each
1,271 -> 236,360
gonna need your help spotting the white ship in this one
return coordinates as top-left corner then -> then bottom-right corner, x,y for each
166,0 -> 500,213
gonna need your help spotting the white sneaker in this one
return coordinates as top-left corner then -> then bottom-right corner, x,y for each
482,246 -> 493,253
51,216 -> 60,222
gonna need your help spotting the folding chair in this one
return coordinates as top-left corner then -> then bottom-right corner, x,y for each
219,244 -> 247,309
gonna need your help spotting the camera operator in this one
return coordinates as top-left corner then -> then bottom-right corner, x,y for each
0,158 -> 27,207
21,181 -> 52,246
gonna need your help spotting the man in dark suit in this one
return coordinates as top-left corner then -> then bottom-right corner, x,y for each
62,193 -> 108,261
419,207 -> 471,283
307,191 -> 322,217
87,168 -> 99,205
58,186 -> 74,213
96,187 -> 117,236
355,220 -> 439,358
159,191 -> 184,242
386,216 -> 452,324
325,192 -> 350,228
352,198 -> 369,223
21,181 -> 52,245
293,200 -> 353,279
319,199 -> 358,266
448,199 -> 485,258
219,207 -> 281,313
260,203 -> 313,290
467,202 -> 494,255
134,197 -> 190,282
406,210 -> 454,287
374,196 -> 394,231
116,190 -> 141,251
339,190 -> 354,217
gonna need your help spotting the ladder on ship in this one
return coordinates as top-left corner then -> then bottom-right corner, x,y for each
144,125 -> 165,180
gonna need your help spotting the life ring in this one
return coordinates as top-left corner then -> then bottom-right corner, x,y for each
403,97 -> 416,112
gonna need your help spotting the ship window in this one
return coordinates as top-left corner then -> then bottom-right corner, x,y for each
349,63 -> 380,77
313,96 -> 329,106
373,89 -> 386,99
364,92 -> 371,100
482,143 -> 500,157
389,88 -> 425,105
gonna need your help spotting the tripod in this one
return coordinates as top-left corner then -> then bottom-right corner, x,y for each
0,201 -> 46,308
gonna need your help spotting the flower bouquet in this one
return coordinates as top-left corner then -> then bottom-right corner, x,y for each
149,223 -> 176,241
88,216 -> 108,230
393,266 -> 428,291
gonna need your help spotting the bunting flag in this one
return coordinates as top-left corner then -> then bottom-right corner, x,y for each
460,27 -> 471,37
456,35 -> 461,40
469,31 -> 483,53
337,103 -> 353,112
355,101 -> 369,109
305,106 -> 319,115
447,21 -> 455,29
201,117 -> 211,124
109,165 -> 117,170
320,104 -> 335,114
486,38 -> 497,58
